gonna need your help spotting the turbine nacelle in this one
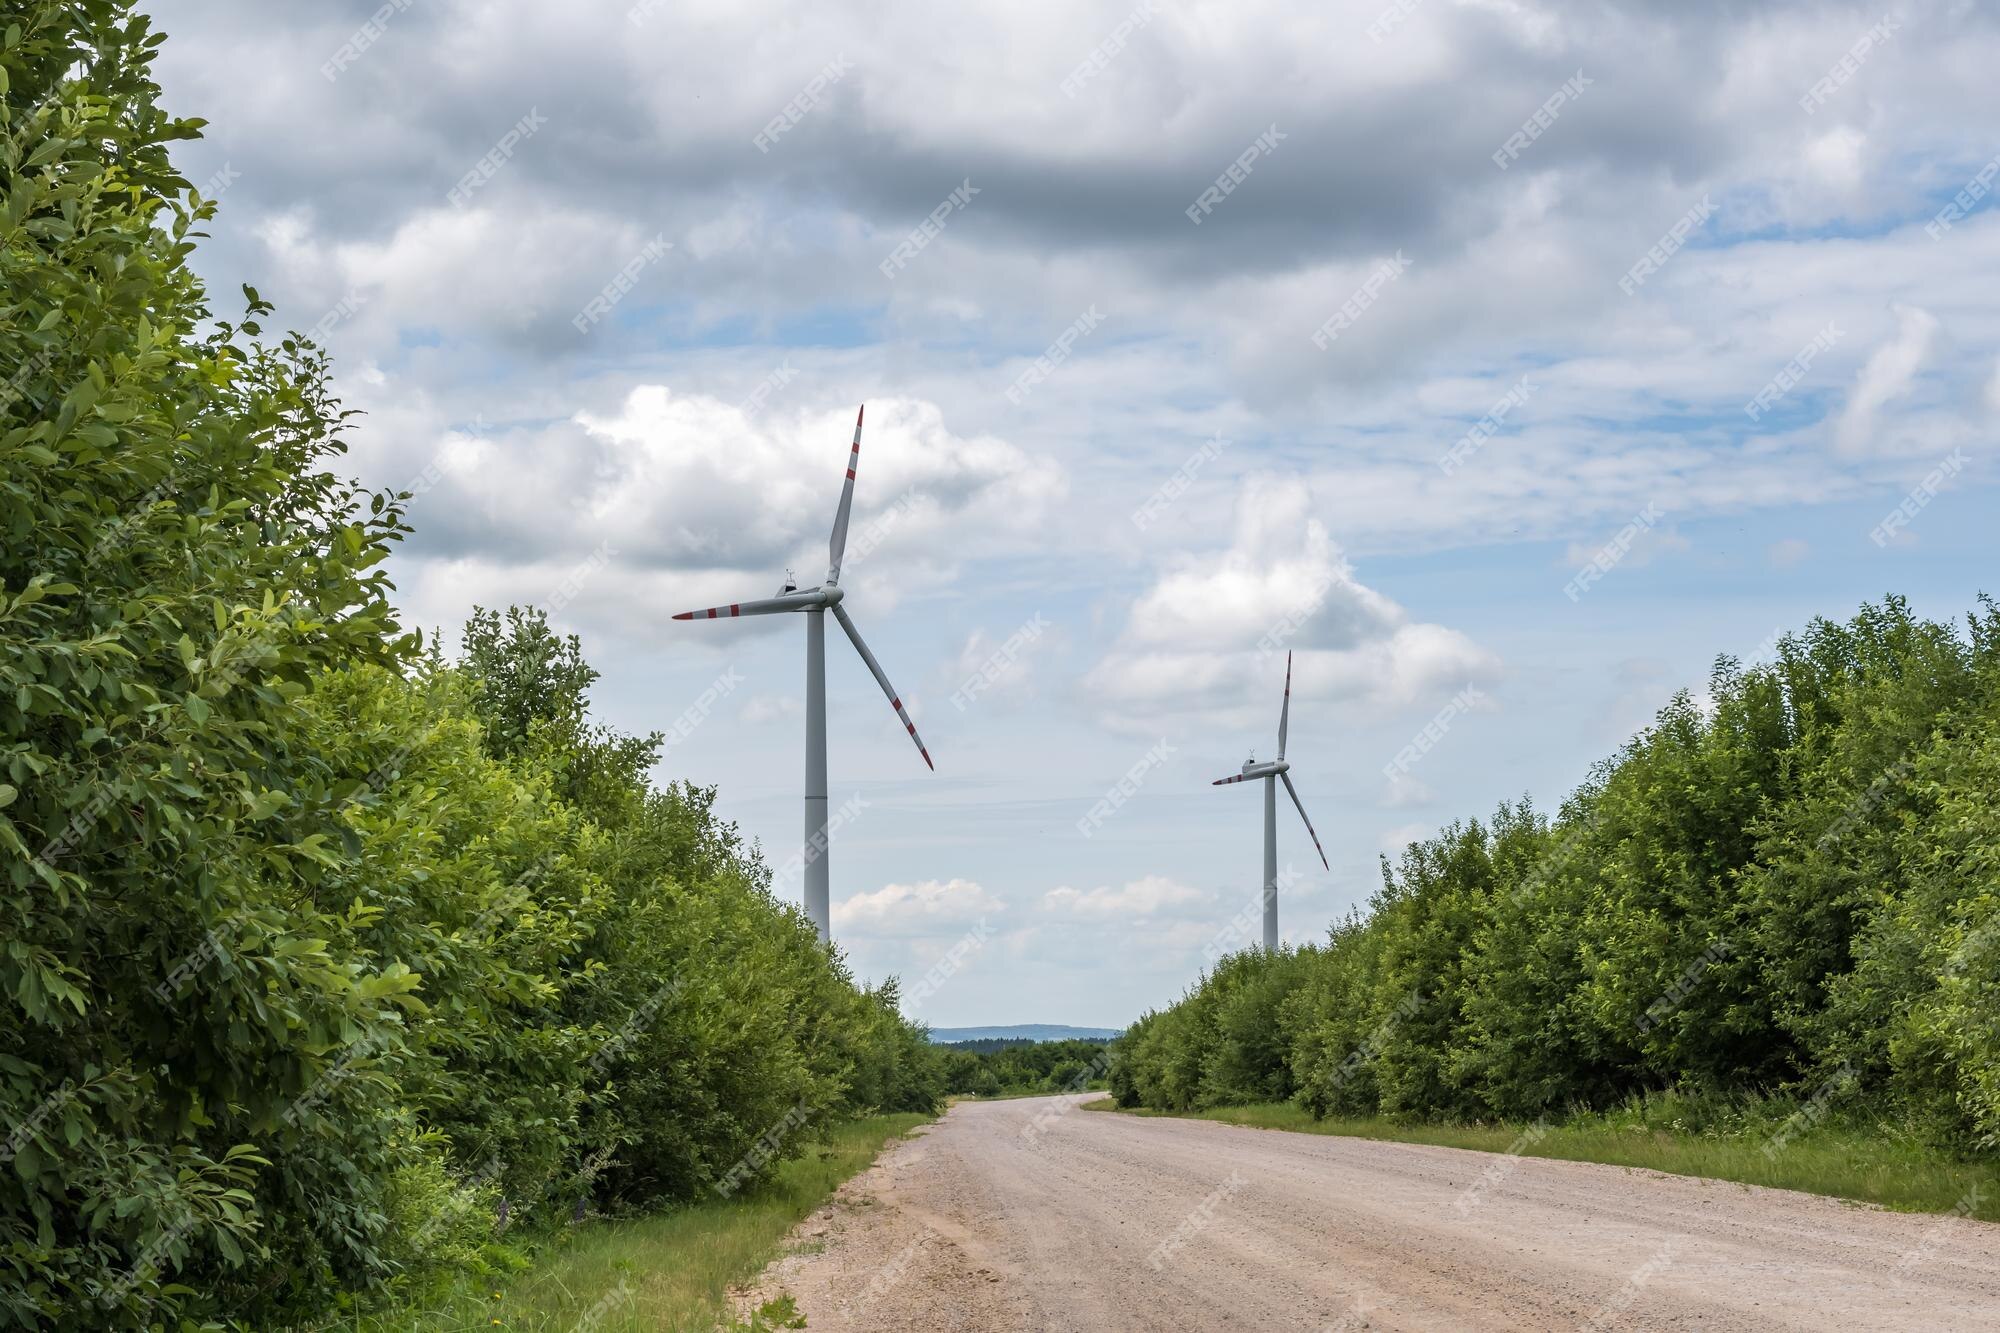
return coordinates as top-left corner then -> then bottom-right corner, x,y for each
786,582 -> 846,609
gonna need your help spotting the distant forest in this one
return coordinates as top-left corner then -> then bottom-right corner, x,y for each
942,1038 -> 1111,1097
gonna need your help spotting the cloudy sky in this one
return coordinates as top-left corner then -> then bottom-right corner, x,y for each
152,0 -> 1994,1028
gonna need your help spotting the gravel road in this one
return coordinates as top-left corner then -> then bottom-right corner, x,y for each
740,1093 -> 2000,1330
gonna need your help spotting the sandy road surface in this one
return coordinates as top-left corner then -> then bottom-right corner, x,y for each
742,1092 -> 2000,1331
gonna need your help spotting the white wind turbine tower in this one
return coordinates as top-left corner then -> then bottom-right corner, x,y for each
1211,651 -> 1329,951
673,406 -> 933,942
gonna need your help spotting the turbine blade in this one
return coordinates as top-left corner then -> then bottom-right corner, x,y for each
1211,773 -> 1255,785
830,602 -> 933,769
827,404 -> 863,584
671,593 -> 808,620
1280,771 -> 1329,871
1277,650 -> 1292,760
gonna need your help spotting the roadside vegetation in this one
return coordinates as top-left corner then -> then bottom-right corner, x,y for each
1109,595 -> 2000,1213
0,6 -> 944,1327
364,1113 -> 932,1333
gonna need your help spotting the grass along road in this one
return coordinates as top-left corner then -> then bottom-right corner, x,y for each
361,1113 -> 932,1333
1088,1097 -> 2000,1222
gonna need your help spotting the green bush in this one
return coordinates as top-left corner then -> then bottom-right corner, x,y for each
0,7 -> 943,1326
1113,596 -> 2000,1161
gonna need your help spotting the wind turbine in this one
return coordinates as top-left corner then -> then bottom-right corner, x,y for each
1211,651 -> 1328,951
672,406 -> 932,942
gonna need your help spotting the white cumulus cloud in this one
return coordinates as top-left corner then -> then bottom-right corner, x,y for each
1087,477 -> 1500,730
835,877 -> 1006,936
1042,875 -> 1207,919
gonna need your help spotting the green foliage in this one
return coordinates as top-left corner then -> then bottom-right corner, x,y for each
380,1113 -> 932,1333
0,6 -> 943,1326
1112,596 -> 2000,1167
939,1038 -> 1110,1097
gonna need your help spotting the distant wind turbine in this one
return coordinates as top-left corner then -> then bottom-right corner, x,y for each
1211,651 -> 1329,951
673,406 -> 933,942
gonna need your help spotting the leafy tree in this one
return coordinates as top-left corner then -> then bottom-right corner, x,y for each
2,3 -> 415,1320
460,604 -> 662,812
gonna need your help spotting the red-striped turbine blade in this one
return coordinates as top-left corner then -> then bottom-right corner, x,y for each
671,594 -> 805,620
831,603 -> 933,770
827,405 -> 863,583
1281,771 -> 1329,871
1277,650 -> 1292,760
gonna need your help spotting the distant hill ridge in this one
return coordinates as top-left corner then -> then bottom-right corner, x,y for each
928,1024 -> 1122,1044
